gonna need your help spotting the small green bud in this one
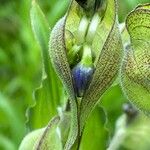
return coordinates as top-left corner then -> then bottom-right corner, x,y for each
67,45 -> 81,67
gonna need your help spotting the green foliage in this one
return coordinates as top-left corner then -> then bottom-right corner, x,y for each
121,4 -> 150,115
49,1 -> 123,149
28,0 -> 63,129
80,106 -> 108,150
19,116 -> 62,150
0,0 -> 149,150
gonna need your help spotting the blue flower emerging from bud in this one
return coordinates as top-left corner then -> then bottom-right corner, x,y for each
72,62 -> 94,97
72,45 -> 95,97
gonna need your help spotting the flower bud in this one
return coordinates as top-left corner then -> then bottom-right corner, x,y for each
72,45 -> 95,97
67,45 -> 81,67
72,63 -> 94,97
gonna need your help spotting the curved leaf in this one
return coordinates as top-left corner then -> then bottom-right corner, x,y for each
34,116 -> 61,150
80,106 -> 108,150
19,116 -> 61,150
121,4 -> 150,115
49,16 -> 78,150
80,0 -> 123,132
28,0 -> 63,129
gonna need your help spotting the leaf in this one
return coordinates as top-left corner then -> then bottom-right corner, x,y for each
28,0 -> 63,129
19,128 -> 45,150
0,93 -> 25,146
80,106 -> 108,150
108,112 -> 150,150
0,134 -> 16,150
107,114 -> 127,150
57,111 -> 71,147
30,0 -> 49,57
120,113 -> 150,150
34,116 -> 62,150
100,85 -> 127,135
79,0 -> 123,133
49,16 -> 78,150
121,4 -> 150,115
19,116 -> 61,150
48,0 -> 70,27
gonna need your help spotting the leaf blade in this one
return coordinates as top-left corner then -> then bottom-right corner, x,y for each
80,0 -> 123,133
28,0 -> 63,129
49,16 -> 78,150
121,4 -> 150,115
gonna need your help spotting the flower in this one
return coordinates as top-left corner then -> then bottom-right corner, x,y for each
49,0 -> 123,148
72,45 -> 95,97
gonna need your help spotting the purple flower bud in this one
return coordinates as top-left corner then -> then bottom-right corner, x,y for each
72,63 -> 95,97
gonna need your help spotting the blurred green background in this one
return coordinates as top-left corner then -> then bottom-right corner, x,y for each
0,0 -> 149,150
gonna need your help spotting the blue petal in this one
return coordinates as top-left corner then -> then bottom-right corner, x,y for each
72,63 -> 94,97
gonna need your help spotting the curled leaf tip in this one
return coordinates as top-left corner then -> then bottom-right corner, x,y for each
121,3 -> 150,115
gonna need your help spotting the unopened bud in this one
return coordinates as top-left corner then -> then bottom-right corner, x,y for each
72,45 -> 95,97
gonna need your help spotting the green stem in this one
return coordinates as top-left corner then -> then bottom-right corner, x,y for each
81,44 -> 93,66
107,115 -> 127,150
107,128 -> 126,150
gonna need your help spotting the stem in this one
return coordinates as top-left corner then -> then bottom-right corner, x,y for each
81,45 -> 93,66
107,115 -> 127,150
69,98 -> 82,150
107,128 -> 126,150
71,98 -> 85,150
77,133 -> 83,150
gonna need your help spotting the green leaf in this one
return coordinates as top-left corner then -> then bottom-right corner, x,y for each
30,0 -> 49,56
0,134 -> 16,150
19,116 -> 61,150
49,16 -> 78,150
80,0 -> 123,133
28,0 -> 63,129
121,4 -> 150,115
100,85 -> 127,135
107,114 -> 127,150
120,113 -> 150,150
19,128 -> 45,150
0,93 -> 25,147
109,112 -> 150,150
48,0 -> 70,27
34,116 -> 62,150
57,111 -> 71,147
80,106 -> 108,150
